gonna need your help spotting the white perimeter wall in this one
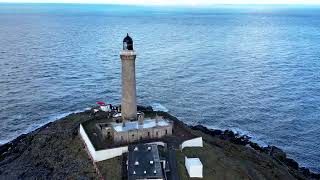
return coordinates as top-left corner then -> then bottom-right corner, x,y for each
80,124 -> 203,161
79,124 -> 128,162
94,146 -> 128,162
180,137 -> 203,150
79,124 -> 97,159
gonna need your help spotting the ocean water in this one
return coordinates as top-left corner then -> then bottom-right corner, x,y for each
0,3 -> 320,172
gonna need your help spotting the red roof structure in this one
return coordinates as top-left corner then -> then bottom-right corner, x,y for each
97,101 -> 106,106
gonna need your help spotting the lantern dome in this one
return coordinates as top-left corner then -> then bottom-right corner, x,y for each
123,33 -> 133,50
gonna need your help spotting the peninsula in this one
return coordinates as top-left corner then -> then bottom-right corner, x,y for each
0,107 -> 319,179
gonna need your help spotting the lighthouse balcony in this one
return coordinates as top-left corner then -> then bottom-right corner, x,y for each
120,50 -> 136,56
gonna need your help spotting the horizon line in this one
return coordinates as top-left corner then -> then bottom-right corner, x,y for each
1,1 -> 320,6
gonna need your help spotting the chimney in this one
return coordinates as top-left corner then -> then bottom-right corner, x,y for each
138,112 -> 144,125
155,114 -> 160,124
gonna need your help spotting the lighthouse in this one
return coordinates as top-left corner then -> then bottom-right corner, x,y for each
120,33 -> 137,125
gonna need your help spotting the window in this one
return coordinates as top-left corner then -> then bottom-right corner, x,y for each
165,130 -> 168,135
148,132 -> 150,136
156,132 -> 158,136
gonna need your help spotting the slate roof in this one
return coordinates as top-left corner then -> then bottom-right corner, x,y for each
128,144 -> 164,180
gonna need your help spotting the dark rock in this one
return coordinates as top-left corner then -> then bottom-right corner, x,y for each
224,130 -> 235,137
191,125 -> 210,134
310,172 -> 320,179
0,111 -> 98,179
270,146 -> 287,162
285,158 -> 299,170
249,142 -> 264,152
300,167 -> 310,176
137,105 -> 153,112
211,129 -> 223,136
230,135 -> 250,146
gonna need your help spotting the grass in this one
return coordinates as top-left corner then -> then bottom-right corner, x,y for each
176,143 -> 219,180
176,142 -> 258,180
96,156 -> 123,180
81,113 -> 115,150
158,145 -> 167,158
175,136 -> 294,180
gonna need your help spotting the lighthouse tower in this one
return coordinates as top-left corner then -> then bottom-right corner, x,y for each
120,34 -> 137,125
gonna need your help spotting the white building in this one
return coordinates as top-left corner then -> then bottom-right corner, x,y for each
100,104 -> 111,112
185,157 -> 203,178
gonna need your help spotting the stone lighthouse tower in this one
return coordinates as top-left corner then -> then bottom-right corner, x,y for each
120,33 -> 137,124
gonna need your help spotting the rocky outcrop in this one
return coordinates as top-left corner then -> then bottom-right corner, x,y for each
0,111 -> 98,179
190,124 -> 320,180
0,107 -> 319,179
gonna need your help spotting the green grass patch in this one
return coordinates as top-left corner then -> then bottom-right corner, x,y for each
176,143 -> 224,180
96,156 -> 123,180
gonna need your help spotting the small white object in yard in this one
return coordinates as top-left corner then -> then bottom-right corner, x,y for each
100,104 -> 111,112
93,109 -> 99,113
185,157 -> 203,178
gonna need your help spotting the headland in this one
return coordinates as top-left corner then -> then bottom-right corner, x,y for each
0,106 -> 319,179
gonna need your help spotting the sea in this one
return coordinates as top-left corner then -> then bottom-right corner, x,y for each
0,3 -> 319,172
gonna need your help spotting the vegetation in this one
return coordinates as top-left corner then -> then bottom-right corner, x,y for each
96,156 -> 123,180
1,107 -> 318,179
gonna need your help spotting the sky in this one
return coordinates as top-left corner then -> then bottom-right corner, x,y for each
0,0 -> 319,5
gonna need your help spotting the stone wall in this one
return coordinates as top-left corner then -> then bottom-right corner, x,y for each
113,124 -> 173,144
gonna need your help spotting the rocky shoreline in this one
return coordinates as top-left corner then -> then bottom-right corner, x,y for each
0,106 -> 319,179
190,125 -> 320,179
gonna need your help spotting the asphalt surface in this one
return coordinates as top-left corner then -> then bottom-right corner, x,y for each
167,144 -> 180,180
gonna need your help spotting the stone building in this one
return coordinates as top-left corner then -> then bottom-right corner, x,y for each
102,113 -> 173,143
112,114 -> 172,143
121,33 -> 137,121
100,34 -> 173,144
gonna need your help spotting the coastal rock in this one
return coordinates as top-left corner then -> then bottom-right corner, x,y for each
0,112 -> 98,179
137,105 -> 153,112
285,158 -> 299,170
188,123 -> 319,179
0,108 -> 319,179
191,125 -> 223,136
270,146 -> 287,162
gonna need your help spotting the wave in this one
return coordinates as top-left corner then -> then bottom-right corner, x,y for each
0,108 -> 90,146
47,108 -> 90,122
151,103 -> 169,112
205,125 -> 268,147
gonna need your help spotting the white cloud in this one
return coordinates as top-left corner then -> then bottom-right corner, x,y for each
1,0 -> 320,5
